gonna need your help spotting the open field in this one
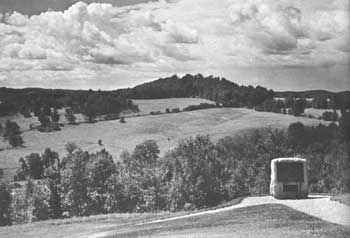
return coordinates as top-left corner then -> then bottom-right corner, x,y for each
0,199 -> 349,238
0,99 -> 330,178
132,98 -> 214,115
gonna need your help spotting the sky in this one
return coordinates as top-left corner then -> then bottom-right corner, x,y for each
0,0 -> 349,91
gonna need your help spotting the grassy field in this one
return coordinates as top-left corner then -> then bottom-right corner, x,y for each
132,98 -> 214,115
0,204 -> 349,238
0,98 -> 329,178
0,197 -> 244,238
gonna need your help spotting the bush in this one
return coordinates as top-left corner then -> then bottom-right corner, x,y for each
65,109 -> 77,124
38,113 -> 51,127
322,111 -> 338,121
150,111 -> 161,115
0,182 -> 12,226
51,109 -> 60,123
9,134 -> 23,147
183,103 -> 217,112
171,108 -> 180,113
106,172 -> 143,213
11,180 -> 50,224
3,120 -> 23,147
3,120 -> 20,137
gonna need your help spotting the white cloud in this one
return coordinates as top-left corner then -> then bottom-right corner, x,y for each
0,0 -> 348,90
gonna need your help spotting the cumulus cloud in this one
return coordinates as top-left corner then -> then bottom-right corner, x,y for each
0,0 -> 348,90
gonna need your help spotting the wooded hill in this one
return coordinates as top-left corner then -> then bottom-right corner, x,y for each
121,74 -> 274,108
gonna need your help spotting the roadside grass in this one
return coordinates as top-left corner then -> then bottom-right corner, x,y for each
105,204 -> 350,238
331,194 -> 350,207
0,196 -> 244,238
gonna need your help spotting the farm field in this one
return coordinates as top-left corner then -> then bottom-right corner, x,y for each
0,98 -> 329,178
0,202 -> 349,238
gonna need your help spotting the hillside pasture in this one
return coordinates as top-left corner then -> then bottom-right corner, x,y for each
0,99 -> 330,179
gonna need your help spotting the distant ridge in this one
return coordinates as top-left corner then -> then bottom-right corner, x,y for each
1,74 -> 349,116
275,90 -> 350,98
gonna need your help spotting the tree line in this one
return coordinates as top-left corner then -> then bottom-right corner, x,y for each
0,87 -> 139,121
0,112 -> 349,226
276,90 -> 350,110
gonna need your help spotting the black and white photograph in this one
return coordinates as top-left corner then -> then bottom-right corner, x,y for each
0,0 -> 349,237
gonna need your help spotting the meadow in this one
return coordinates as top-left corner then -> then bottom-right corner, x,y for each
0,98 -> 329,178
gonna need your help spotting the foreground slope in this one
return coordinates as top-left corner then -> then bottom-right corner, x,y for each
0,197 -> 349,238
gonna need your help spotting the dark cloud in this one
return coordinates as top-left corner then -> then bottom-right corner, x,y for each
0,0 -> 156,15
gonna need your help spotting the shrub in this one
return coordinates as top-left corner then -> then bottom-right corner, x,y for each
11,180 -> 50,224
322,111 -> 339,121
65,142 -> 77,155
150,111 -> 161,115
8,134 -> 23,147
339,111 -> 350,141
3,120 -> 23,147
0,182 -> 12,226
26,153 -> 44,179
171,108 -> 180,113
106,172 -> 143,213
65,109 -> 77,124
183,103 -> 217,112
51,109 -> 60,123
38,113 -> 51,127
3,120 -> 24,147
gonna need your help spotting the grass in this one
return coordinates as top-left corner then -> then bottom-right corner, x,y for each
1,200 -> 349,238
104,204 -> 350,238
132,98 -> 214,115
0,196 -> 243,238
331,194 -> 350,207
0,212 -> 178,238
0,98 -> 330,179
